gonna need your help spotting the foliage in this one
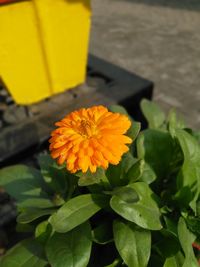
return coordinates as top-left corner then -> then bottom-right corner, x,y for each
0,100 -> 200,267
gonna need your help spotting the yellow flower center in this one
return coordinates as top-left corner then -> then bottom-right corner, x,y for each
77,120 -> 97,138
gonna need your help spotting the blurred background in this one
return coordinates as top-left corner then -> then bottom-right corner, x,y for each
90,0 -> 200,129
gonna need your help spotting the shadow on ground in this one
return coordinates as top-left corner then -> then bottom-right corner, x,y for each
120,0 -> 200,11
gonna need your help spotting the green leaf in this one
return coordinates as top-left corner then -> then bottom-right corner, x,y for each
163,216 -> 178,238
128,121 -> 141,141
163,252 -> 184,267
138,162 -> 156,184
106,152 -> 136,187
20,198 -> 54,209
178,217 -> 199,267
126,159 -> 145,183
193,131 -> 200,144
17,208 -> 55,224
110,182 -> 162,230
109,105 -> 129,116
186,216 -> 200,236
46,222 -> 92,267
175,130 -> 200,212
167,109 -> 185,137
140,99 -> 165,129
0,165 -> 53,208
109,186 -> 139,203
49,194 -> 109,233
113,220 -> 151,267
38,154 -> 67,194
137,129 -> 173,178
197,201 -> 200,216
77,168 -> 106,186
35,221 -> 52,244
0,239 -> 47,267
154,232 -> 180,258
92,222 -> 113,244
178,217 -> 196,254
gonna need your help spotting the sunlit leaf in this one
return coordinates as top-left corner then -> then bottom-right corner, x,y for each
0,165 -> 53,208
140,99 -> 165,129
110,182 -> 162,230
178,217 -> 198,267
49,194 -> 109,233
17,208 -> 55,224
0,239 -> 47,267
175,130 -> 200,212
113,220 -> 151,267
46,222 -> 92,267
137,129 -> 173,178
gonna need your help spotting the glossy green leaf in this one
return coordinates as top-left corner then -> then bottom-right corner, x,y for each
77,168 -> 106,186
17,208 -> 55,224
38,154 -> 67,194
106,152 -> 136,187
138,162 -> 156,184
110,186 -> 139,203
178,217 -> 198,267
49,194 -> 108,233
167,109 -> 185,137
110,182 -> 162,230
175,130 -> 200,212
163,252 -> 184,267
128,121 -> 141,141
35,221 -> 52,244
137,129 -> 173,178
109,104 -> 129,116
46,222 -> 92,267
163,216 -> 178,238
193,131 -> 200,144
154,233 -> 180,258
113,220 -> 151,267
126,159 -> 145,183
0,239 -> 47,267
19,198 -> 54,209
0,165 -> 53,208
140,99 -> 165,129
186,216 -> 200,236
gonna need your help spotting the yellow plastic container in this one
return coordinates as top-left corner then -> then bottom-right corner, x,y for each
0,0 -> 91,105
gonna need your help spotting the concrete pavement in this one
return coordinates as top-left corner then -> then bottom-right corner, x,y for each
90,0 -> 200,128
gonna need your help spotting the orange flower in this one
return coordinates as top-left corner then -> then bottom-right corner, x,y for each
49,105 -> 132,173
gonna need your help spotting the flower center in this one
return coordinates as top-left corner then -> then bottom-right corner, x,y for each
77,120 -> 97,138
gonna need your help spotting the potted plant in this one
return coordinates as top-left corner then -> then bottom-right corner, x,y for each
0,100 -> 200,266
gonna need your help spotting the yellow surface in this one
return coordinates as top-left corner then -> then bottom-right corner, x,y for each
0,0 -> 91,105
